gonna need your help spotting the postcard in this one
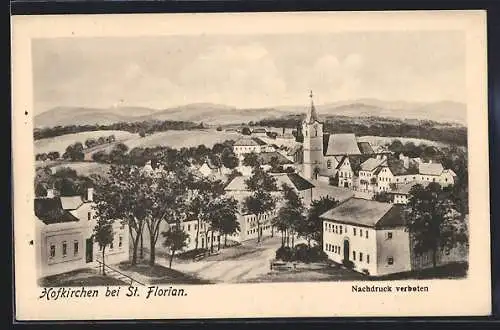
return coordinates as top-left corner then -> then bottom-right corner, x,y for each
12,10 -> 491,320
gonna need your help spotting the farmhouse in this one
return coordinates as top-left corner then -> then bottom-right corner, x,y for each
34,188 -> 129,279
321,198 -> 411,276
225,172 -> 315,242
233,137 -> 267,157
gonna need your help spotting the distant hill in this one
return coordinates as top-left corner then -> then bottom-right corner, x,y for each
35,99 -> 467,128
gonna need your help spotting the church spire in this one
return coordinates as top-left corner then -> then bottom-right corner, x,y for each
305,90 -> 319,124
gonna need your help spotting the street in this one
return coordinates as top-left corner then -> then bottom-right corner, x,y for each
158,236 -> 283,283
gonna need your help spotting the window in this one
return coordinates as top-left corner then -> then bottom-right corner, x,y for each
327,160 -> 332,169
353,251 -> 356,260
110,239 -> 114,249
366,230 -> 368,239
119,236 -> 123,248
88,212 -> 92,221
340,226 -> 343,235
387,257 -> 394,265
353,228 -> 357,236
62,241 -> 67,257
387,232 -> 393,239
73,241 -> 79,256
49,244 -> 55,258
188,224 -> 191,231
367,254 -> 370,264
359,252 -> 363,262
360,229 -> 363,237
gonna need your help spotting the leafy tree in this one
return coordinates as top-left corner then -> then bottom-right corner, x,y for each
47,151 -> 60,161
63,142 -> 85,161
146,168 -> 189,265
276,183 -> 305,248
139,129 -> 146,138
241,127 -> 252,135
221,148 -> 239,169
208,196 -> 239,250
305,196 -> 339,247
85,138 -> 97,148
243,152 -> 261,167
373,192 -> 393,203
92,215 -> 114,275
92,150 -> 109,163
97,136 -> 106,144
243,166 -> 277,243
92,165 -> 150,266
162,225 -> 189,268
388,139 -> 404,153
405,182 -> 468,268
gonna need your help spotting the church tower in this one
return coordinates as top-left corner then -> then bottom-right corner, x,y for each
302,91 -> 323,180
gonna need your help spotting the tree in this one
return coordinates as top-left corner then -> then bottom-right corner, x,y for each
139,129 -> 146,138
162,225 -> 189,268
305,196 -> 339,247
221,148 -> 239,169
97,136 -> 106,145
216,126 -> 222,131
146,168 -> 189,266
241,127 -> 252,135
92,215 -> 114,275
92,165 -> 150,266
243,166 -> 277,243
47,151 -> 60,161
209,196 -> 239,249
62,142 -> 84,161
388,139 -> 404,153
277,183 -> 305,248
85,138 -> 97,149
243,152 -> 260,167
405,182 -> 468,268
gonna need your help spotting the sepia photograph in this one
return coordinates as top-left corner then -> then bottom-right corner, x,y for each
12,11 -> 491,319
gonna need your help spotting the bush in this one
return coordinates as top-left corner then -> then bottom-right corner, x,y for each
293,243 -> 309,262
275,246 -> 293,261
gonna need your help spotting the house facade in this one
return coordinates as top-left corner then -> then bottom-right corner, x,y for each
34,188 -> 129,279
321,198 -> 411,276
225,172 -> 315,242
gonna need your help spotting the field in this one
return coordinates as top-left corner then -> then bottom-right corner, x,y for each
34,130 -> 137,155
49,161 -> 112,177
124,129 -> 242,149
357,135 -> 447,148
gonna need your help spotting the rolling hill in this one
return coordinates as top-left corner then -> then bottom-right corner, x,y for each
34,99 -> 467,128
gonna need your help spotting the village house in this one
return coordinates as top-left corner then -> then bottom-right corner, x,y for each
232,137 -> 267,158
385,180 -> 432,205
225,172 -> 315,242
321,198 -> 411,276
251,128 -> 268,137
34,188 -> 129,278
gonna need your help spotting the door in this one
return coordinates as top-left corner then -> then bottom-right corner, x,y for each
344,182 -> 349,188
85,238 -> 93,263
343,239 -> 350,262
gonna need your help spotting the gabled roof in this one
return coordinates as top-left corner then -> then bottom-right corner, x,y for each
325,134 -> 361,156
320,198 -> 405,228
357,142 -> 374,155
234,137 -> 267,146
419,162 -> 444,176
35,198 -> 80,225
60,196 -> 84,210
225,172 -> 314,192
304,100 -> 320,124
360,157 -> 386,172
386,180 -> 431,195
258,152 -> 293,165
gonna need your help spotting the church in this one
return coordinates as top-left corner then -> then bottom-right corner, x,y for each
301,91 -> 383,184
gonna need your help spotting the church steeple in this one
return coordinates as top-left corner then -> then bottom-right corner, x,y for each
305,90 -> 319,124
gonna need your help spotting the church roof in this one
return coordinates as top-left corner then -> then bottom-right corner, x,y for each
325,134 -> 362,156
304,97 -> 320,124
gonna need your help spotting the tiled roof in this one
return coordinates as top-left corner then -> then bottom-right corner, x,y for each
320,198 -> 405,228
258,152 -> 293,165
325,134 -> 361,156
225,172 -> 314,192
387,180 -> 431,195
360,157 -> 386,172
234,137 -> 265,146
419,162 -> 444,176
35,198 -> 80,225
357,142 -> 374,155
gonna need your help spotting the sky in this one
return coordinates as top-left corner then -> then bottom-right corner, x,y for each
32,31 -> 466,114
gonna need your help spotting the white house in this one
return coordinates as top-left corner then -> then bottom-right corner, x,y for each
34,188 -> 129,279
358,157 -> 387,192
418,162 -> 456,187
321,198 -> 411,276
336,156 -> 355,189
233,137 -> 267,157
385,180 -> 432,205
225,172 -> 315,242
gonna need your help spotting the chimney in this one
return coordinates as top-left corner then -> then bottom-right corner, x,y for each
87,187 -> 94,202
46,188 -> 55,198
